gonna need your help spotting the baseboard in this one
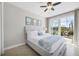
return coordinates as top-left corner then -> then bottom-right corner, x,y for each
4,43 -> 25,51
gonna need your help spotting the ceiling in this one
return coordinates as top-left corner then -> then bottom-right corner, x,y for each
10,2 -> 79,18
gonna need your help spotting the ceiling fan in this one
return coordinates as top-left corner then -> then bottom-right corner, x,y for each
40,2 -> 61,12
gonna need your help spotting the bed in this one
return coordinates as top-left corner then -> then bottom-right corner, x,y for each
24,26 -> 66,56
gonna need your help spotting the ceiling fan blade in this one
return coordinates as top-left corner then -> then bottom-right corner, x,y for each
44,8 -> 48,12
53,2 -> 61,6
40,6 -> 47,7
51,8 -> 54,11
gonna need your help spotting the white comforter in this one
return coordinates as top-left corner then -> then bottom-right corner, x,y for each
27,32 -> 65,55
38,35 -> 65,52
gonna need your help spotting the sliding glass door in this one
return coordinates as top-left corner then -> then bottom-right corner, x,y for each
60,16 -> 74,39
49,19 -> 60,35
48,13 -> 74,42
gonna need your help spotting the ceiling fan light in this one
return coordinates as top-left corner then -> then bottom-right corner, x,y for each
47,6 -> 52,10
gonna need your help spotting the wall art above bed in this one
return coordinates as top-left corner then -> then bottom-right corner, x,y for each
25,17 -> 33,25
25,16 -> 41,26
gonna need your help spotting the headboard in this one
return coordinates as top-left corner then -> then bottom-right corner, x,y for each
24,25 -> 45,40
24,25 -> 43,31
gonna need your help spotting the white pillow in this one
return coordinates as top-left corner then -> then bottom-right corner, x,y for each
27,31 -> 38,39
31,31 -> 38,36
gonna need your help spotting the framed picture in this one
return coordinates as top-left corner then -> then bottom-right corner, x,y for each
25,16 -> 41,26
36,20 -> 41,26
33,19 -> 41,26
25,17 -> 33,25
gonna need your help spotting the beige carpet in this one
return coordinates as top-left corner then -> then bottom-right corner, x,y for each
4,44 -> 39,56
4,42 -> 79,56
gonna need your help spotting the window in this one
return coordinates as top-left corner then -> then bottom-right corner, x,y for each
49,19 -> 60,35
48,12 -> 74,41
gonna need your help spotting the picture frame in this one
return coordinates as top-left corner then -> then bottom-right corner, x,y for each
25,16 -> 41,26
36,20 -> 41,26
25,17 -> 33,25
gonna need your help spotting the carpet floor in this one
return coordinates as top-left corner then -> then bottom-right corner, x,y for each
4,42 -> 79,56
4,44 -> 39,56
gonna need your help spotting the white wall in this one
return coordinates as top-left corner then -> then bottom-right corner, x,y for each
0,3 -> 2,55
4,3 -> 45,49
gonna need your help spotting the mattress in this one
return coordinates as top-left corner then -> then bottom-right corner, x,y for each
27,39 -> 66,56
27,35 -> 66,56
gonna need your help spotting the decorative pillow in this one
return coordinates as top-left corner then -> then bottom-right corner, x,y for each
38,32 -> 43,36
